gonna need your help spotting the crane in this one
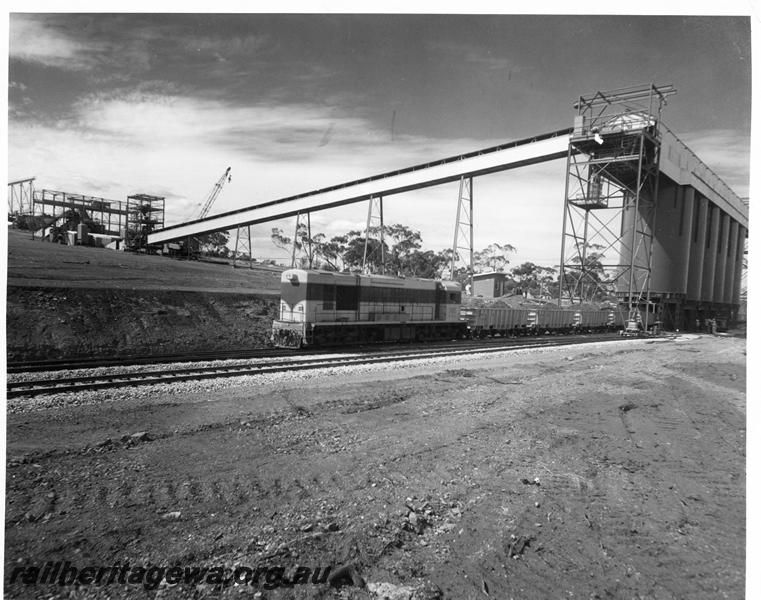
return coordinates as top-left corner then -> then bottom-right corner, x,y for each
196,167 -> 231,220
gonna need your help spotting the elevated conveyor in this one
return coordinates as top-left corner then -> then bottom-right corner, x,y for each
147,123 -> 747,247
147,129 -> 573,245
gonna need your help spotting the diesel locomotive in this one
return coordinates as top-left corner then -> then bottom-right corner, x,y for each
271,269 -> 626,348
271,269 -> 464,348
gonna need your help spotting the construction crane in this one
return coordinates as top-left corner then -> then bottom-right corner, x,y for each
196,167 -> 231,220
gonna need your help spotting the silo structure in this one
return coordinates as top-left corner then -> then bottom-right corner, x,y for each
713,212 -> 730,303
713,210 -> 729,302
700,203 -> 721,303
723,220 -> 739,304
676,186 -> 695,294
649,182 -> 691,295
732,226 -> 747,305
686,193 -> 708,302
617,194 -> 653,297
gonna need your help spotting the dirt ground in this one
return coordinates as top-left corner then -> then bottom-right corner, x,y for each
4,334 -> 746,599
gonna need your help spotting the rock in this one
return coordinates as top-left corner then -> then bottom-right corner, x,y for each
131,431 -> 150,442
328,563 -> 365,588
413,581 -> 442,600
506,534 -> 535,558
300,523 -> 314,532
367,581 -> 414,599
367,581 -> 443,600
97,438 -> 112,448
161,511 -> 182,520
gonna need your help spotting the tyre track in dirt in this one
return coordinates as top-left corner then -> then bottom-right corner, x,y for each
5,336 -> 745,599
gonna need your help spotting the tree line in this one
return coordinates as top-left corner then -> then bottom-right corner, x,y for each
270,222 -> 579,299
194,223 -> 613,301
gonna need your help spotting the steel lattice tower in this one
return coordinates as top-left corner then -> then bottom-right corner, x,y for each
557,84 -> 676,328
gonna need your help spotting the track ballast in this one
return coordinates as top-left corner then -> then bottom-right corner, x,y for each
7,334 -> 645,398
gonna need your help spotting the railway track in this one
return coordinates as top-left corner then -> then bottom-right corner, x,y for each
7,334 -> 636,398
5,348 -> 299,374
6,339 -> 503,373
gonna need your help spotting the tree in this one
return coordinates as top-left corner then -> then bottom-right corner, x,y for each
316,234 -> 348,271
384,224 -> 423,276
340,229 -> 389,273
404,249 -> 452,279
197,231 -> 230,258
271,224 -> 316,267
268,220 -> 519,286
473,243 -> 517,273
510,262 -> 558,297
563,243 -> 614,301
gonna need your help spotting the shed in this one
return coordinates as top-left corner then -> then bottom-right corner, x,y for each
472,272 -> 508,298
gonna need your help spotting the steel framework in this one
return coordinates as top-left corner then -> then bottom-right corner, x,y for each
7,177 -> 35,216
289,212 -> 315,269
31,189 -> 130,240
362,196 -> 385,274
558,84 -> 676,328
232,225 -> 253,269
126,194 -> 165,251
451,177 -> 474,292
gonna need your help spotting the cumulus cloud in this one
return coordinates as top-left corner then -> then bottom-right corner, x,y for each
9,14 -> 105,70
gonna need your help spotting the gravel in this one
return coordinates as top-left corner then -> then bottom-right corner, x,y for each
6,336 -> 661,413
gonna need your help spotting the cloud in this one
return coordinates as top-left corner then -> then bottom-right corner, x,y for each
425,40 -> 522,73
9,14 -> 106,70
9,90 -> 505,204
181,33 -> 273,60
9,14 -> 157,77
678,129 -> 750,198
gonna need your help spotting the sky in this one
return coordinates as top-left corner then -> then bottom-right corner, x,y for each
6,10 -> 754,267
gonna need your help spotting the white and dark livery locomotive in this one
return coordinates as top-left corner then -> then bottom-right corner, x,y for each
271,269 -> 465,348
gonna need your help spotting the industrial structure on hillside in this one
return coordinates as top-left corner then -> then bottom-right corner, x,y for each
7,84 -> 749,331
6,182 -> 165,251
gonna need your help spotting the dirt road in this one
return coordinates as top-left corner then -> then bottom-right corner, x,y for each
4,334 -> 745,599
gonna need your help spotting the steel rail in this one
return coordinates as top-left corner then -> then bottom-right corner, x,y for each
8,334 -> 635,398
5,333 -> 596,373
6,338 -> 528,373
6,349 -> 298,374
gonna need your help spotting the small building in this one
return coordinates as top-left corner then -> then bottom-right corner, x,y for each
472,271 -> 508,298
